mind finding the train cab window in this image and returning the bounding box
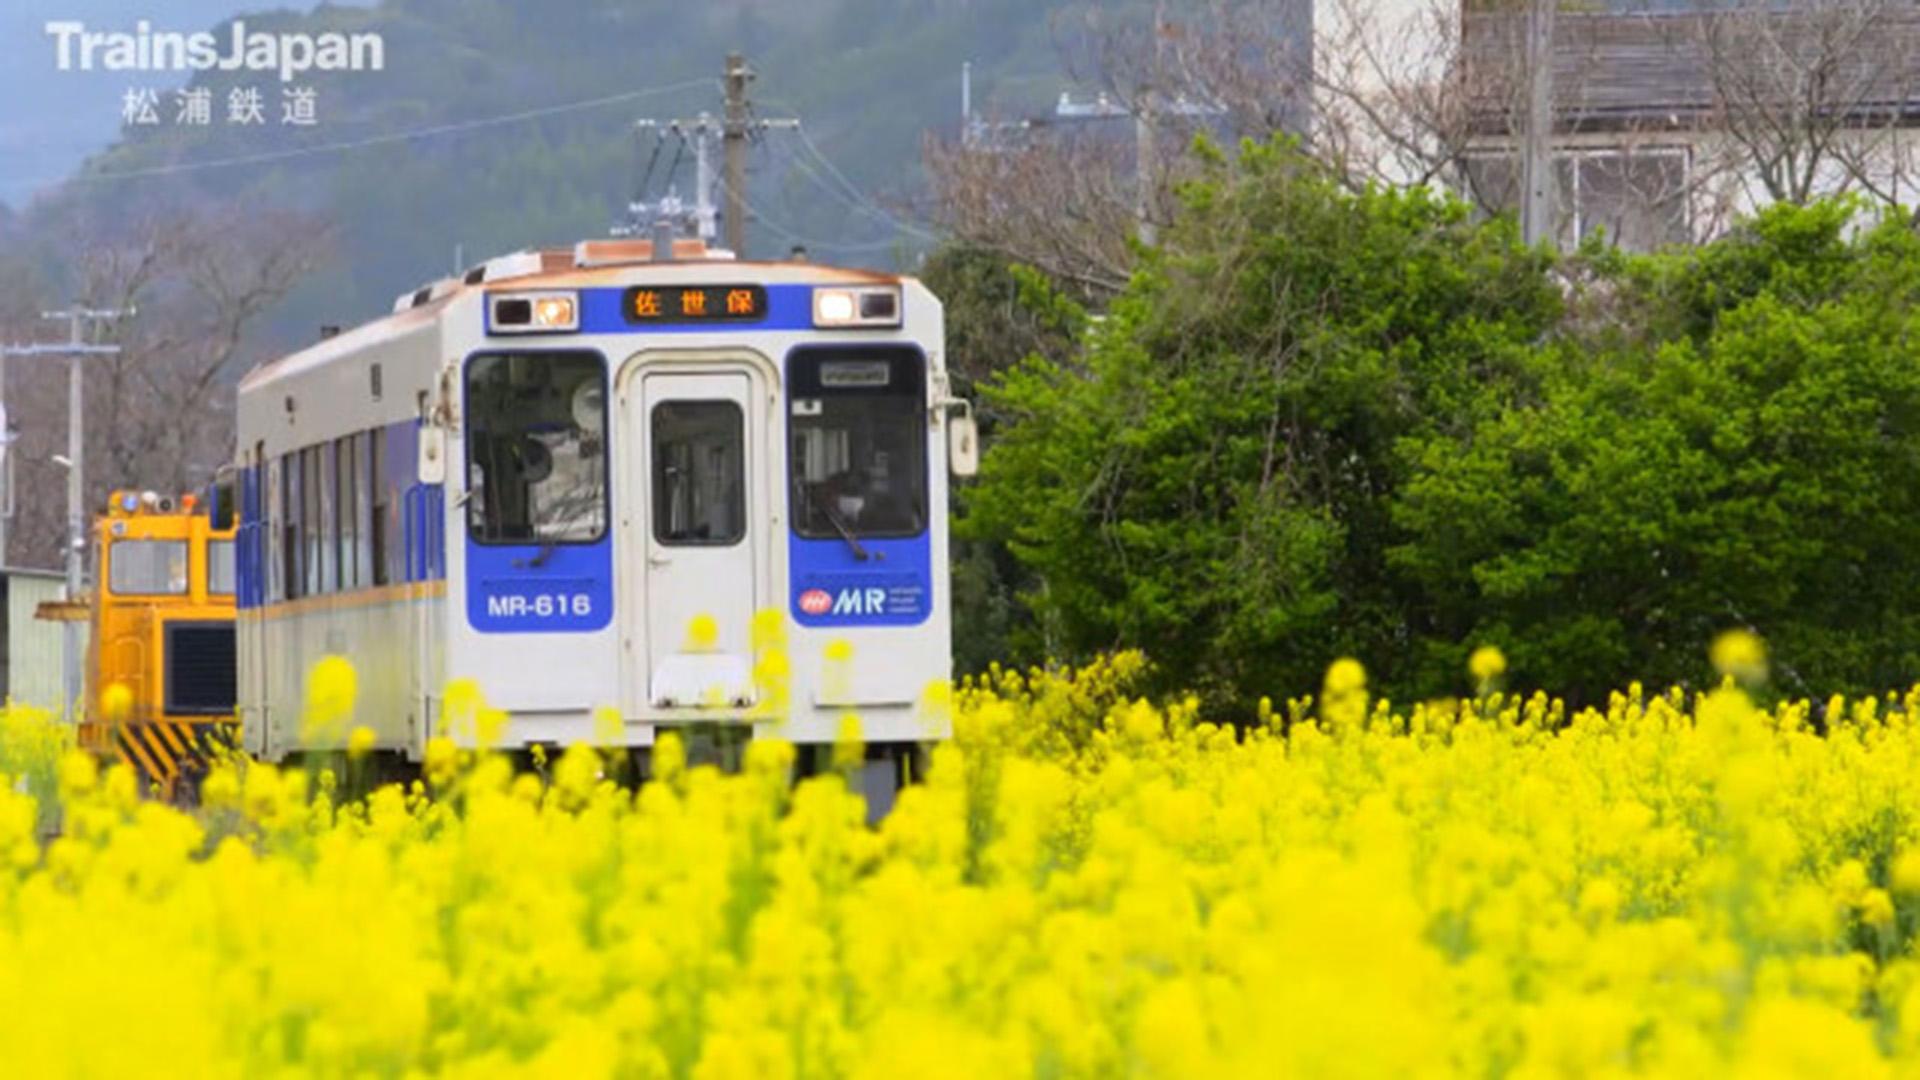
[465,352,607,544]
[788,348,927,540]
[652,402,745,546]
[111,540,189,596]
[207,539,236,596]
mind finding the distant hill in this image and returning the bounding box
[10,0,1103,345]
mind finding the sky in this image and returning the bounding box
[0,1,366,209]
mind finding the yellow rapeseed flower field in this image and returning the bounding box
[3,643,1920,1075]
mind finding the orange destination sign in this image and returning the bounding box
[623,285,766,324]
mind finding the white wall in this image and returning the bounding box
[6,573,79,712]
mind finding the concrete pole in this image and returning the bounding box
[723,52,750,256]
[1521,0,1558,248]
[1135,100,1158,247]
[63,334,84,718]
[0,350,9,568]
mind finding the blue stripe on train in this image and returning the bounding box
[570,283,816,335]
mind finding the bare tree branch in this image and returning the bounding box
[1,209,328,568]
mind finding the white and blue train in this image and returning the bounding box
[231,237,977,773]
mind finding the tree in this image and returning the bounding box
[1394,201,1920,702]
[2,210,328,568]
[1697,0,1920,209]
[924,129,1143,298]
[966,138,1561,709]
[928,1,1322,299]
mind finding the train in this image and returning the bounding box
[76,490,237,796]
[227,236,975,792]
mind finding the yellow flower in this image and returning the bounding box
[1711,628,1769,685]
[423,735,458,788]
[100,682,132,724]
[56,750,97,801]
[13,635,1920,1075]
[1469,645,1507,686]
[1324,657,1366,695]
[592,706,622,746]
[301,655,359,739]
[1861,888,1897,930]
[1892,849,1920,894]
[346,726,377,759]
[686,613,719,652]
[833,712,864,773]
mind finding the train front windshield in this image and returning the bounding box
[464,352,608,545]
[111,540,189,595]
[789,348,927,541]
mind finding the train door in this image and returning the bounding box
[624,363,761,711]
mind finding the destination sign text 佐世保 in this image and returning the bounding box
[623,285,767,324]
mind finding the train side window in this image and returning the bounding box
[266,457,282,602]
[370,429,391,586]
[338,435,359,591]
[207,539,236,596]
[464,352,607,545]
[326,434,345,588]
[283,453,302,601]
[351,431,374,589]
[652,401,745,546]
[303,446,322,598]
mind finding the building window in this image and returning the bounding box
[1461,147,1691,251]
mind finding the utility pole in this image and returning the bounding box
[623,56,794,254]
[0,353,9,568]
[1521,0,1558,248]
[1,305,130,718]
[723,52,752,257]
[1047,89,1221,244]
[1136,2,1167,247]
[1135,97,1158,247]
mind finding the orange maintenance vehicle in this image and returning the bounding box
[76,489,237,795]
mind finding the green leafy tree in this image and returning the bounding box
[967,139,1560,709]
[1395,202,1920,701]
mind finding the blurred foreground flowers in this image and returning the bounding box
[3,653,1920,1075]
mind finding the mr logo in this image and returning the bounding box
[798,586,889,617]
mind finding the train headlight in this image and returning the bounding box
[814,290,857,324]
[490,290,580,334]
[812,286,901,329]
[533,296,576,329]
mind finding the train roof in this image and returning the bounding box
[239,239,918,395]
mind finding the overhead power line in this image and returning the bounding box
[789,121,940,243]
[716,172,907,254]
